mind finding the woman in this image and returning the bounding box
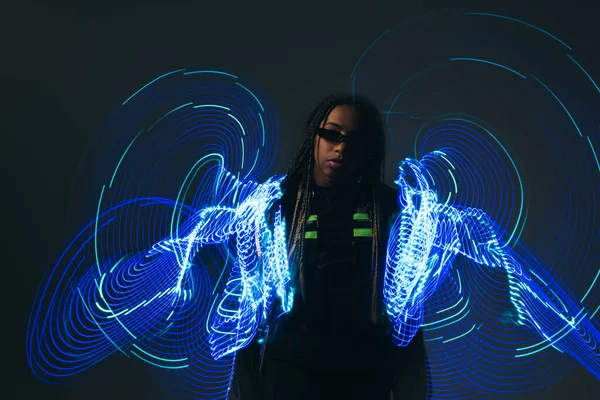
[229,93,429,400]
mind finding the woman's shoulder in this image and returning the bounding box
[378,181,399,205]
[377,182,401,224]
[378,182,398,199]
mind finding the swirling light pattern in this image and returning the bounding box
[207,174,293,360]
[352,8,600,398]
[27,70,281,399]
[384,154,599,382]
[28,147,599,399]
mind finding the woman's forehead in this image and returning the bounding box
[323,105,360,130]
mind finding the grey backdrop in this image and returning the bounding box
[4,0,599,399]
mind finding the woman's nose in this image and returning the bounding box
[334,141,347,152]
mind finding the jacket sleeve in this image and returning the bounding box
[390,328,430,400]
[228,339,263,400]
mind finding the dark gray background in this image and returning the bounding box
[4,0,599,398]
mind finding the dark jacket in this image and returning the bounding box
[228,178,429,399]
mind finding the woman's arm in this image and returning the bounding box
[228,340,263,400]
[390,329,430,400]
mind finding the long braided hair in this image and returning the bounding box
[283,92,386,324]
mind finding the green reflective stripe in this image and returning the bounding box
[307,215,318,221]
[353,228,372,237]
[305,231,318,239]
[353,213,369,221]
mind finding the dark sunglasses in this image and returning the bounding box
[315,127,363,145]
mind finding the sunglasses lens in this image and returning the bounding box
[317,128,344,143]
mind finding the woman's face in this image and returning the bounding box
[313,105,366,187]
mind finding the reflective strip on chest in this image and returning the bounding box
[304,209,372,239]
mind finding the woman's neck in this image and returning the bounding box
[312,174,360,193]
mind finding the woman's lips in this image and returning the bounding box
[327,160,342,169]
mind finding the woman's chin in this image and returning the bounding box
[323,164,343,176]
[324,170,341,181]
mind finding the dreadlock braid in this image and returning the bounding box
[370,175,383,323]
[284,92,386,323]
